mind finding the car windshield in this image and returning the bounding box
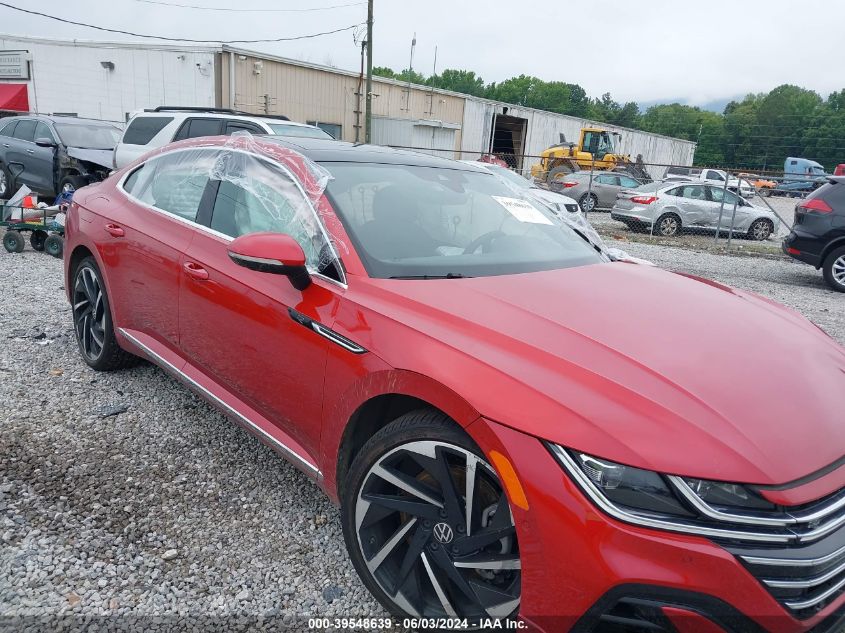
[54,122,121,149]
[483,164,532,190]
[323,162,603,279]
[267,124,333,139]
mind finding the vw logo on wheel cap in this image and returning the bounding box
[433,522,454,544]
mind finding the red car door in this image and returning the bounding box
[178,156,345,461]
[98,148,216,355]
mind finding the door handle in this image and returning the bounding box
[104,223,125,237]
[2,143,9,148]
[26,149,35,154]
[183,261,209,281]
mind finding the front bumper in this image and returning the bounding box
[470,418,845,633]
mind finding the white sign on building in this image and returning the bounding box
[0,51,30,80]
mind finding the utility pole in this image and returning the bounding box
[365,0,373,144]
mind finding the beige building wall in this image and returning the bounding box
[224,49,464,148]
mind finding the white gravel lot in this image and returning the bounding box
[0,237,842,631]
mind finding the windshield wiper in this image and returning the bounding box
[389,273,471,279]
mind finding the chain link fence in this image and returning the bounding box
[384,145,811,255]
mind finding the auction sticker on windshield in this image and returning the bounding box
[493,196,554,225]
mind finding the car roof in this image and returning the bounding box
[132,109,302,127]
[3,114,118,126]
[260,136,487,170]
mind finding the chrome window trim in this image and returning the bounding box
[550,445,792,544]
[115,145,347,288]
[118,328,320,479]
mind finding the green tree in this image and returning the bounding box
[427,69,485,97]
[372,66,397,79]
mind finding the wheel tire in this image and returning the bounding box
[341,410,521,625]
[71,257,140,370]
[3,230,24,253]
[547,165,572,185]
[60,175,88,195]
[0,162,12,199]
[44,234,64,258]
[759,188,771,197]
[822,246,845,293]
[655,213,681,237]
[748,219,773,241]
[30,229,48,251]
[579,193,598,213]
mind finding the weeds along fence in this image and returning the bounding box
[385,144,809,252]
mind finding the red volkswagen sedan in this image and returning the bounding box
[64,135,845,632]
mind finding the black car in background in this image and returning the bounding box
[783,177,845,292]
[0,115,121,200]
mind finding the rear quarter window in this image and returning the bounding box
[810,181,845,212]
[122,116,174,145]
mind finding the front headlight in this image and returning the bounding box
[568,452,693,517]
[549,445,788,543]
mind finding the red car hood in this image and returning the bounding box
[354,262,845,485]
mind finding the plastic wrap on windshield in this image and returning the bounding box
[131,131,344,273]
[493,171,648,264]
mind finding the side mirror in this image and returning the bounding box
[35,137,57,148]
[228,232,311,291]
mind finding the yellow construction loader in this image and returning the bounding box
[530,127,652,185]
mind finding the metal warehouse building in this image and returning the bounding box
[0,34,695,176]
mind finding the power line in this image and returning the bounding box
[0,2,364,43]
[131,0,364,12]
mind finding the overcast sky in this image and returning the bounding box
[3,0,842,107]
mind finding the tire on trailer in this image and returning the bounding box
[30,229,48,251]
[822,245,845,293]
[44,234,64,258]
[341,410,521,625]
[3,230,25,253]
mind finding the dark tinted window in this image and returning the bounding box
[122,116,174,145]
[174,118,224,141]
[809,181,845,212]
[0,119,17,137]
[225,121,263,135]
[12,119,36,142]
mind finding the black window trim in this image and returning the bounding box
[116,145,346,287]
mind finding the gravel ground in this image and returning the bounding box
[0,237,842,632]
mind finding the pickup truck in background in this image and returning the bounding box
[663,166,756,198]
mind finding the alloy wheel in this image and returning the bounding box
[72,266,107,361]
[833,255,845,286]
[751,220,771,241]
[658,216,679,236]
[580,194,596,212]
[355,440,520,623]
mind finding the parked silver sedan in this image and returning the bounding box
[610,180,779,240]
[558,171,644,212]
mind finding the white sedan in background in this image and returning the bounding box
[462,161,581,215]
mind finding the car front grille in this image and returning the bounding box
[730,524,845,619]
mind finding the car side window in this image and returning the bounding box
[208,156,336,275]
[681,185,706,200]
[173,118,224,141]
[123,116,174,145]
[225,121,263,135]
[34,122,54,143]
[12,119,36,142]
[709,186,739,205]
[619,176,639,188]
[126,150,215,222]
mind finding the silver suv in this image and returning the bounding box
[113,107,333,169]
